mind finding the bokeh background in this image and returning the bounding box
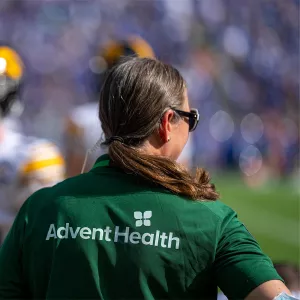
[1,0,299,265]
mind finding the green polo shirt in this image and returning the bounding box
[0,155,282,299]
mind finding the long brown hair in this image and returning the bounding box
[99,57,219,200]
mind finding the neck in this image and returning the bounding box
[141,136,166,157]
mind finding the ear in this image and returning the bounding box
[158,110,175,143]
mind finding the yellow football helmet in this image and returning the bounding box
[101,36,155,68]
[89,36,154,97]
[0,44,24,117]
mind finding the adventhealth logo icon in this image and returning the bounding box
[134,211,152,227]
[46,211,180,250]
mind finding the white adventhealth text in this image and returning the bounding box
[45,223,180,249]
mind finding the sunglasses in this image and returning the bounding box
[173,108,200,132]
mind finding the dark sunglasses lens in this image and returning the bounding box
[189,113,198,132]
[188,118,194,132]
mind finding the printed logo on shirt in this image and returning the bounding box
[45,211,180,250]
[134,211,152,227]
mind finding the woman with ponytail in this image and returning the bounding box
[0,57,291,300]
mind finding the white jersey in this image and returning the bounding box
[67,102,103,152]
[0,124,65,242]
[65,102,194,175]
[64,103,105,176]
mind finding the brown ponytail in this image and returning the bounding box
[108,141,219,200]
[99,57,219,201]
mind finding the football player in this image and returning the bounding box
[0,44,65,243]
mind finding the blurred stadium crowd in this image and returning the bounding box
[0,0,299,188]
